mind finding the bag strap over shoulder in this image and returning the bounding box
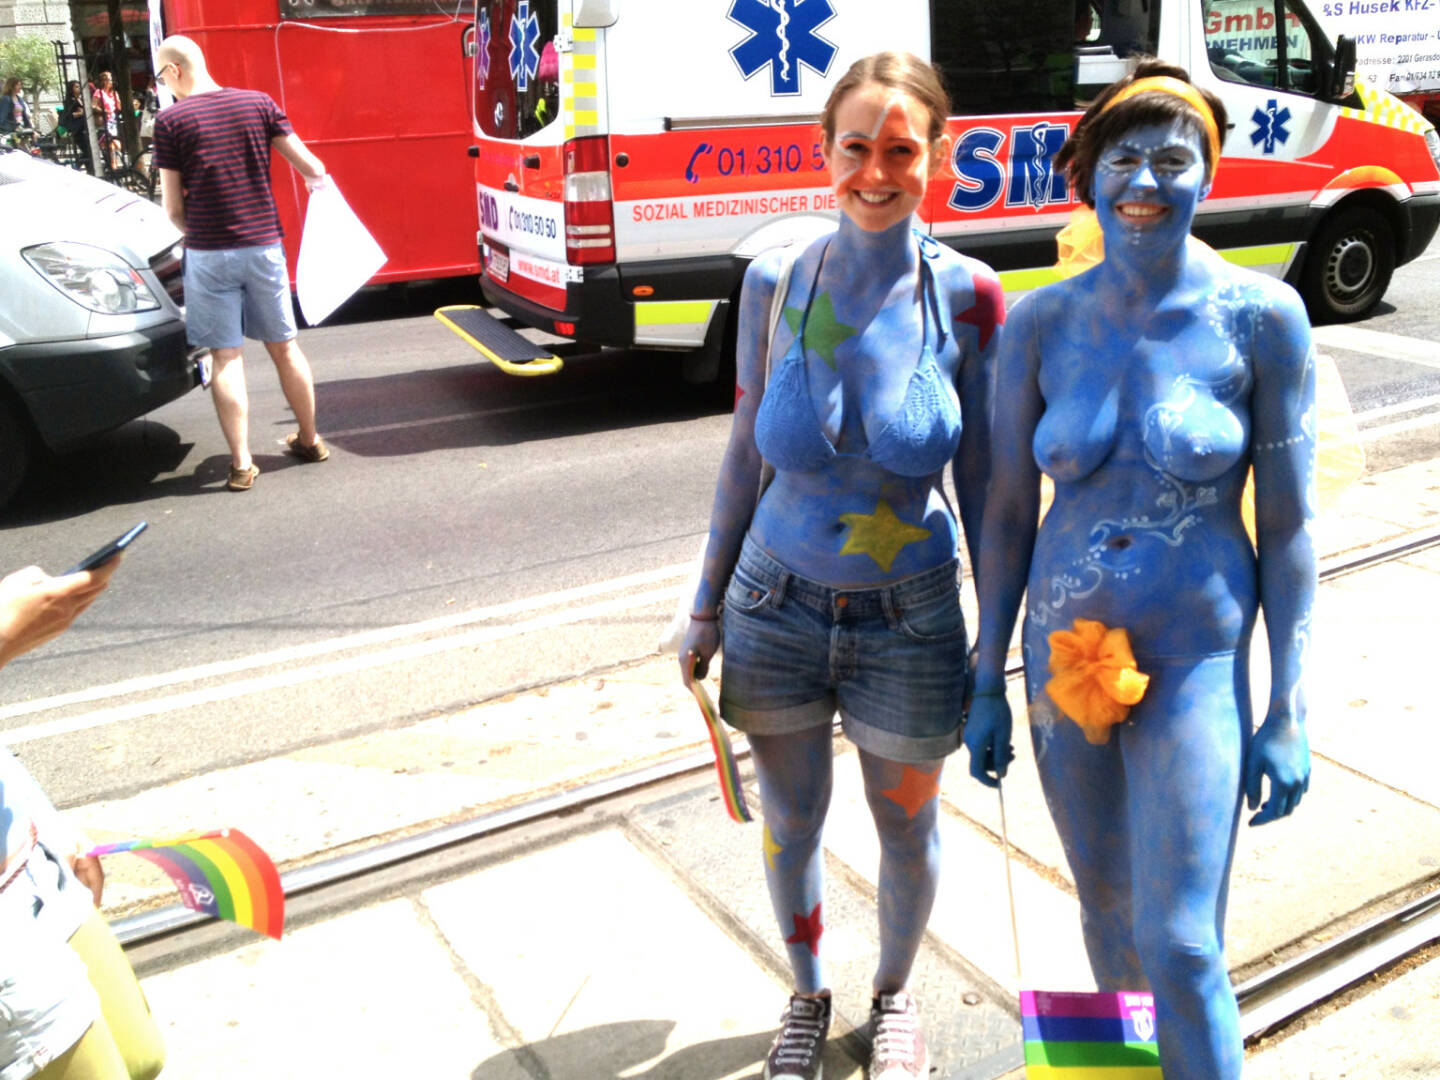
[757,242,799,500]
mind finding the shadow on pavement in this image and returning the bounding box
[470,1019,852,1080]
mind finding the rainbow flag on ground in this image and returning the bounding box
[89,828,284,940]
[1022,990,1161,1078]
[688,677,752,824]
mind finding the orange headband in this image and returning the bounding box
[1099,75,1222,179]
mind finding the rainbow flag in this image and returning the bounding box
[1022,990,1161,1078]
[688,677,752,824]
[89,829,284,940]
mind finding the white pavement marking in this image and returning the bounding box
[1359,412,1440,441]
[0,563,692,724]
[1312,325,1440,369]
[1352,394,1440,423]
[1,584,683,746]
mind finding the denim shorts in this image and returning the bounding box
[183,242,297,349]
[720,534,969,763]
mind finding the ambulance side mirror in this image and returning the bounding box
[573,0,618,28]
[1327,35,1357,101]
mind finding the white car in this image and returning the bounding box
[0,147,202,510]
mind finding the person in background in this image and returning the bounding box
[1,561,166,1080]
[90,71,122,170]
[0,76,33,135]
[152,33,330,492]
[681,50,1001,1080]
[964,59,1315,1080]
[59,81,91,169]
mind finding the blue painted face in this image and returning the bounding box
[1092,120,1210,259]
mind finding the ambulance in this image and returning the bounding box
[449,0,1440,378]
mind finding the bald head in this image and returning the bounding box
[157,34,219,97]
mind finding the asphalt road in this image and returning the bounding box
[1,233,1437,805]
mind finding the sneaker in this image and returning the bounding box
[285,432,330,462]
[869,991,928,1079]
[226,463,259,491]
[764,993,831,1080]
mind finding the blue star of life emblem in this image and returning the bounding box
[509,0,542,93]
[477,10,491,87]
[1250,98,1291,154]
[728,0,837,97]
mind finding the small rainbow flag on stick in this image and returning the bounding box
[89,829,284,940]
[688,676,752,824]
[1022,990,1161,1078]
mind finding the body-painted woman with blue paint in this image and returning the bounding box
[964,60,1317,1079]
[679,52,1003,1080]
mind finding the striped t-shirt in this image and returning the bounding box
[152,88,294,250]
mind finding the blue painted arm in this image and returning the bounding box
[964,294,1045,786]
[680,251,782,685]
[1245,285,1318,825]
[951,267,1003,584]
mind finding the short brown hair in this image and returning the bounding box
[1055,59,1227,208]
[820,51,951,155]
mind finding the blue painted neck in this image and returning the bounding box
[830,214,920,283]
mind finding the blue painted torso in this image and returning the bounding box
[747,222,984,587]
[1020,262,1272,676]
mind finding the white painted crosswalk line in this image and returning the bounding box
[1313,325,1440,369]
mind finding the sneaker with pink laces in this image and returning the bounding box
[764,993,831,1080]
[869,990,929,1079]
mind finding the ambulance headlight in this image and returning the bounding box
[1426,129,1440,174]
[22,242,160,314]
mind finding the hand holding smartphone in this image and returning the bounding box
[65,522,147,575]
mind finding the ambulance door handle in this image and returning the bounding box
[467,146,480,158]
[523,154,541,169]
[504,179,520,192]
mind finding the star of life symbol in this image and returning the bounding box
[1250,98,1291,154]
[509,0,542,93]
[727,0,837,97]
[477,10,492,88]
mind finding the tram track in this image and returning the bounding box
[112,523,1440,1054]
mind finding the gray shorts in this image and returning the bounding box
[183,242,297,349]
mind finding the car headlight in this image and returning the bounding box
[1426,129,1440,176]
[22,241,161,314]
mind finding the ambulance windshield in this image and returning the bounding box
[475,0,561,139]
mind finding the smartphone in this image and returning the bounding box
[65,522,147,575]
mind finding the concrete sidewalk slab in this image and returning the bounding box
[420,829,835,1080]
[140,900,524,1078]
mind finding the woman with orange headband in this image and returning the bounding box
[964,60,1317,1079]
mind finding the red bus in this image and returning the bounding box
[161,0,480,285]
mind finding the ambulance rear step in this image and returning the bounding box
[433,306,564,377]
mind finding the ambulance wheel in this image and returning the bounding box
[1300,206,1394,323]
[0,392,33,512]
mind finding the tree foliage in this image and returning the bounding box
[0,35,59,99]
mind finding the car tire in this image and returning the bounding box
[1300,206,1395,323]
[0,392,33,511]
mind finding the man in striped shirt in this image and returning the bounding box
[153,34,330,492]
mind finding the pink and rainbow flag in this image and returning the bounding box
[89,828,284,940]
[688,677,752,824]
[1022,990,1161,1078]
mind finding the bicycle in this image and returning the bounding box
[97,128,153,198]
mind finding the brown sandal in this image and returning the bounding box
[227,463,260,491]
[285,432,329,462]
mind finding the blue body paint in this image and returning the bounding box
[682,79,1002,998]
[967,115,1317,1079]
